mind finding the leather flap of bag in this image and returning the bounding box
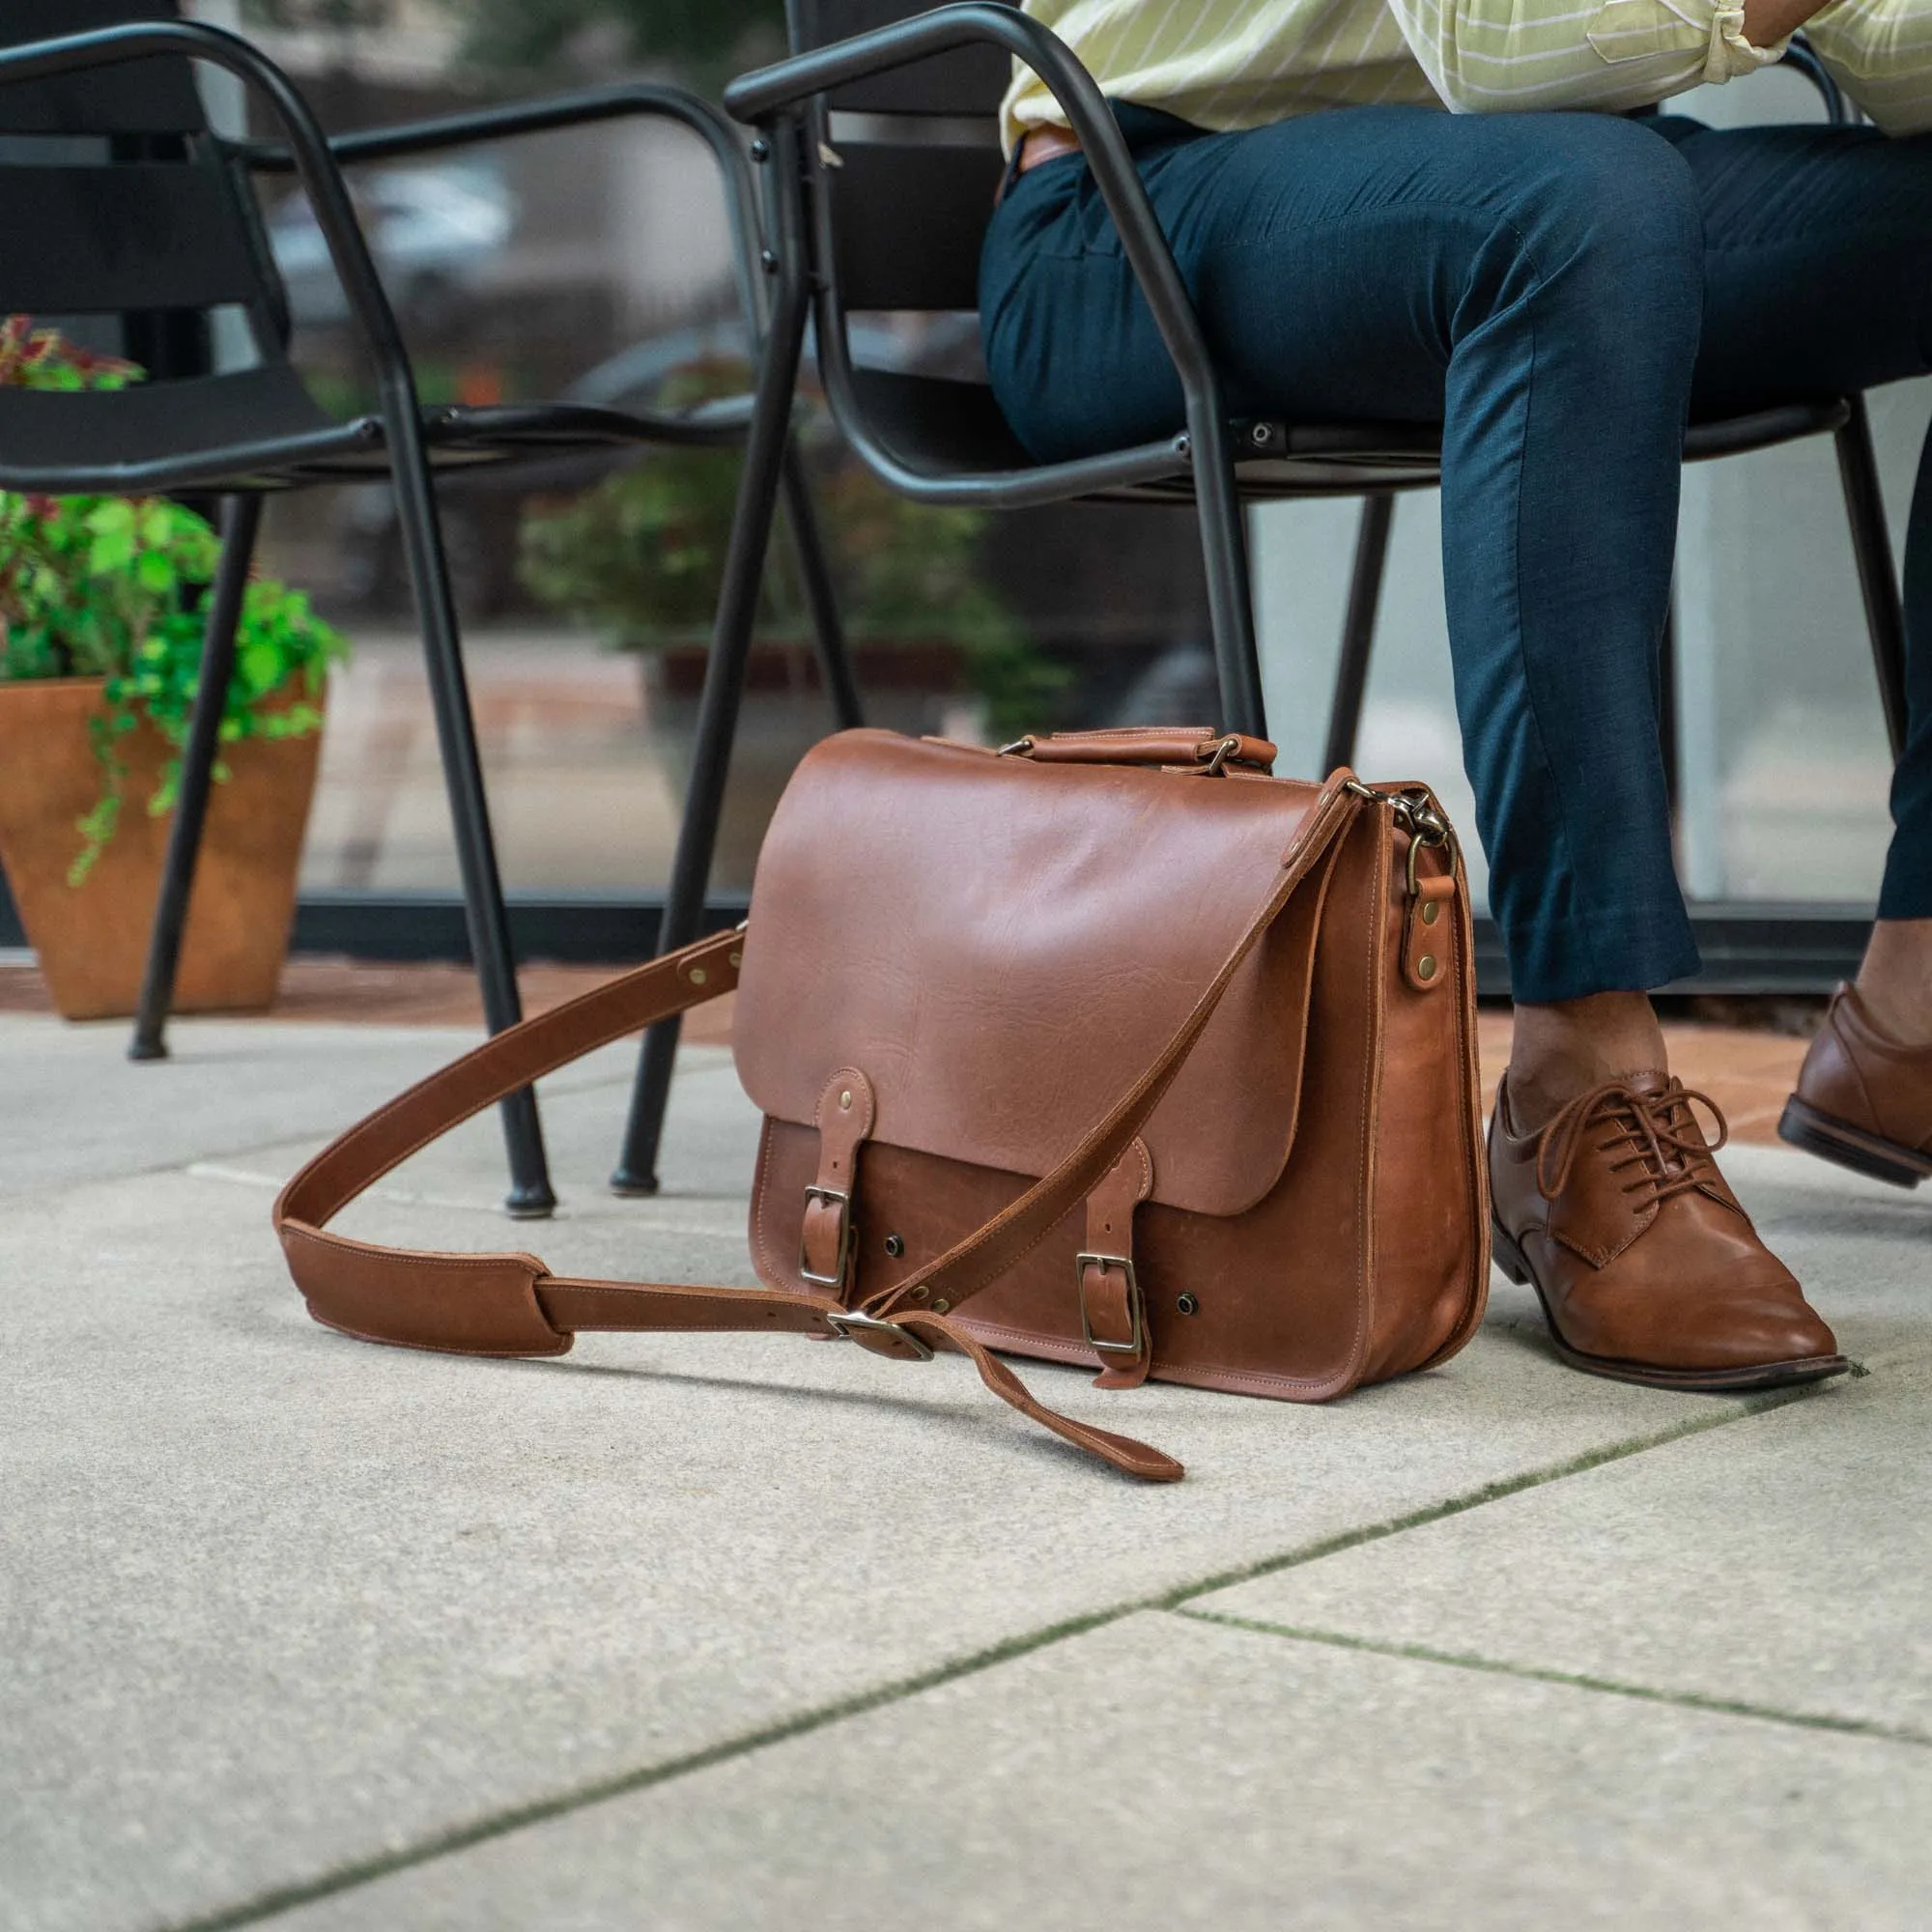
[733,731,1342,1218]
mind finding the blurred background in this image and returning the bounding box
[149,7,1929,973]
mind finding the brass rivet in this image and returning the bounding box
[885,1234,906,1259]
[1177,1292,1200,1316]
[1417,954,1438,980]
[910,1282,929,1299]
[688,966,707,986]
[728,950,742,967]
[1421,900,1439,926]
[930,1297,950,1314]
[838,1089,853,1111]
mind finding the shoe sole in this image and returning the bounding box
[1490,1218,1851,1394]
[1777,1096,1929,1191]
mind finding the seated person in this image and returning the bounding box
[983,0,1932,1389]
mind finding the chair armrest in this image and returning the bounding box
[243,85,766,331]
[251,84,741,172]
[724,3,1220,408]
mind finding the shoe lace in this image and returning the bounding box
[1534,1079,1731,1207]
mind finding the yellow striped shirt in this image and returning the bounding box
[1003,0,1932,148]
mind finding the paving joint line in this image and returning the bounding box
[163,1377,1830,1930]
[1150,1378,1830,1612]
[165,1380,1828,1931]
[156,1605,1130,1932]
[1171,1607,1931,1747]
[185,1159,754,1235]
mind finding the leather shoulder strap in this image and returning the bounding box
[273,775,1365,1483]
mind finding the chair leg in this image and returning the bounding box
[1322,494,1395,776]
[393,442,554,1217]
[611,174,816,1198]
[781,438,863,732]
[1190,438,1267,740]
[1834,394,1910,760]
[129,495,263,1064]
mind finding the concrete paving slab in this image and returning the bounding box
[0,1175,1795,1932]
[0,1005,740,1214]
[1197,1356,1932,1740]
[194,1042,753,1222]
[271,1610,1932,1932]
[1720,1142,1932,1367]
[6,1022,1925,1931]
[0,1012,675,1203]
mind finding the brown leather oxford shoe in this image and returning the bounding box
[1490,1072,1848,1392]
[1780,983,1932,1189]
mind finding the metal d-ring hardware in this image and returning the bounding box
[1076,1252,1145,1355]
[1405,803,1455,898]
[1344,781,1458,898]
[823,1307,934,1360]
[798,1183,853,1290]
[1202,733,1243,777]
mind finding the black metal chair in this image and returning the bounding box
[0,0,859,1216]
[612,0,1912,1192]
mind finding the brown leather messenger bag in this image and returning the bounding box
[276,727,1490,1482]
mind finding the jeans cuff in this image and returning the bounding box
[1877,881,1932,919]
[1497,900,1701,1004]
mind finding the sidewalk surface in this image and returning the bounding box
[4,1008,1928,1931]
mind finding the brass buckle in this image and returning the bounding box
[798,1184,853,1290]
[1076,1252,1144,1356]
[824,1306,935,1361]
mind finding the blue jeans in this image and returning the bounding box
[980,104,1932,1002]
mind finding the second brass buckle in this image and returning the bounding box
[824,1306,935,1361]
[799,1183,853,1290]
[1076,1252,1144,1356]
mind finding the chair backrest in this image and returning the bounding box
[0,1,208,139]
[789,0,1011,317]
[0,1,285,376]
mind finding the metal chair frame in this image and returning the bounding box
[612,0,1911,1192]
[0,11,860,1216]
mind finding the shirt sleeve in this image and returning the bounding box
[1804,0,1932,135]
[1383,0,1789,115]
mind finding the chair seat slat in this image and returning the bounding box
[0,366,328,481]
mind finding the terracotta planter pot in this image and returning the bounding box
[0,678,324,1021]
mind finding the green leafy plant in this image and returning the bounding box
[517,364,1066,737]
[0,320,348,883]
